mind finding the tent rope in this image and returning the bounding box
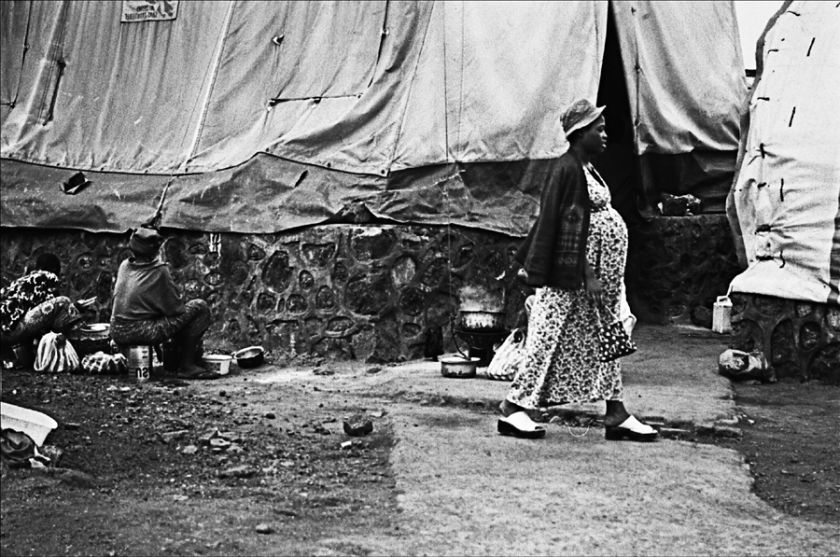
[5,1,34,109]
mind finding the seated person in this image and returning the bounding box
[110,228,214,378]
[0,253,83,350]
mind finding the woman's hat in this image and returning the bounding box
[129,228,163,256]
[561,99,606,138]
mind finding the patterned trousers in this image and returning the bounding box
[0,296,81,346]
[110,299,211,346]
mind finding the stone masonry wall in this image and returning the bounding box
[625,215,742,325]
[731,293,840,384]
[0,226,530,363]
[1,218,742,363]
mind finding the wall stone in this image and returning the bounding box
[626,215,742,324]
[731,293,840,384]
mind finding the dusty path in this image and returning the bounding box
[366,403,837,556]
[249,362,838,556]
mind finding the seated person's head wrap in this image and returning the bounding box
[129,228,164,257]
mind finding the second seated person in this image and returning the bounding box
[110,228,216,379]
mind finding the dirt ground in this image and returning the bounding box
[1,363,838,556]
[720,378,840,524]
[0,367,400,556]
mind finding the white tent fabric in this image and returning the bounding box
[728,1,840,305]
[1,0,744,174]
[1,1,606,175]
[611,0,745,155]
[1,1,746,234]
[391,1,607,170]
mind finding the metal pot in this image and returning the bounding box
[459,310,505,330]
[439,355,480,378]
[233,345,265,368]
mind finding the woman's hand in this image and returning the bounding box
[585,276,603,304]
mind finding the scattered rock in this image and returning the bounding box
[264,412,276,419]
[159,429,190,444]
[713,425,743,439]
[209,437,232,452]
[64,422,81,431]
[369,410,386,418]
[340,441,354,449]
[181,445,199,455]
[715,417,740,427]
[313,367,335,376]
[218,465,257,479]
[198,429,220,445]
[255,523,274,534]
[39,445,63,466]
[365,366,382,374]
[343,419,373,437]
[658,427,692,439]
[50,468,99,489]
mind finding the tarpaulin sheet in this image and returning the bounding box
[391,1,607,169]
[0,159,163,233]
[0,153,546,236]
[611,1,746,155]
[1,1,746,234]
[727,1,840,305]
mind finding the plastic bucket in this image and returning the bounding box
[203,354,232,375]
[1,402,58,446]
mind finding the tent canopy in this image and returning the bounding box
[1,0,746,234]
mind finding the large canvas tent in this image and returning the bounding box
[727,0,840,306]
[1,0,746,235]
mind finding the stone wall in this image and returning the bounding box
[625,215,742,325]
[0,226,531,363]
[0,217,743,363]
[731,294,840,384]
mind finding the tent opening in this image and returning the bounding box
[594,4,643,227]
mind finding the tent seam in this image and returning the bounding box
[181,0,236,171]
[386,1,438,173]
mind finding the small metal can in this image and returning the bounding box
[135,365,150,382]
[124,345,153,382]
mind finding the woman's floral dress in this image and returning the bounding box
[506,163,628,407]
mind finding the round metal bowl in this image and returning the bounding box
[233,345,265,368]
[439,355,480,378]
